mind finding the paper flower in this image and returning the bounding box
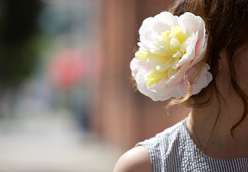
[130,12,212,101]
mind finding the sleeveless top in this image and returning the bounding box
[136,118,248,172]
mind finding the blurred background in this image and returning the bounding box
[0,0,187,171]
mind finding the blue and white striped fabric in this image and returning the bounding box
[136,119,248,172]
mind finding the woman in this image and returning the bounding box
[114,0,248,171]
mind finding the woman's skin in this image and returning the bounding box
[113,44,248,172]
[189,44,248,159]
[113,146,151,172]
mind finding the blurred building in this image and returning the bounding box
[93,0,189,149]
[0,0,189,170]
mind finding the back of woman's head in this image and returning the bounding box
[171,0,248,134]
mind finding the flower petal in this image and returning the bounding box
[179,12,205,38]
[191,63,213,95]
[153,12,178,32]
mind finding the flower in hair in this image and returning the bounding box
[130,11,212,101]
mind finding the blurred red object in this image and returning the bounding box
[49,49,87,89]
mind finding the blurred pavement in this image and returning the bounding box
[0,111,121,172]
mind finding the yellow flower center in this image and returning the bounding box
[135,26,188,87]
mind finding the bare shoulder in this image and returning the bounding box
[113,146,152,172]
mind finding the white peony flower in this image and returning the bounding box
[130,11,212,101]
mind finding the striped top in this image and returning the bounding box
[136,119,248,172]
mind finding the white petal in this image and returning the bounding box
[191,63,213,95]
[139,12,180,52]
[139,18,157,49]
[179,12,205,38]
[135,70,161,101]
[139,17,154,36]
[153,12,178,33]
[176,33,198,68]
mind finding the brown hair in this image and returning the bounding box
[170,0,248,136]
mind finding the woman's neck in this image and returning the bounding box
[187,87,248,159]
